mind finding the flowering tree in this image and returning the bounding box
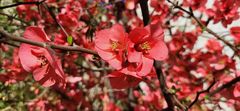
[0,0,240,110]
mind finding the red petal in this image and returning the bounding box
[148,40,168,61]
[230,27,240,43]
[129,27,149,43]
[44,48,66,80]
[109,24,126,42]
[107,57,122,70]
[145,21,164,40]
[34,66,56,87]
[24,26,50,42]
[108,71,141,89]
[128,47,142,63]
[233,83,240,97]
[95,29,112,50]
[19,44,39,72]
[32,65,49,81]
[95,46,115,60]
[137,57,154,76]
[125,0,135,10]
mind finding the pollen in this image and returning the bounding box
[140,42,151,50]
[38,55,48,67]
[111,41,119,50]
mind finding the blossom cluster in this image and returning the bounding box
[95,21,168,89]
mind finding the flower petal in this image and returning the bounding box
[109,24,126,42]
[148,40,168,61]
[137,57,154,76]
[129,27,149,43]
[108,71,142,89]
[107,57,122,70]
[32,65,48,81]
[19,44,40,72]
[34,66,56,87]
[128,47,142,63]
[145,21,164,40]
[44,48,66,81]
[95,29,112,50]
[233,83,240,97]
[24,26,50,42]
[95,46,115,60]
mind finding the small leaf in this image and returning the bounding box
[202,26,207,32]
[67,35,73,45]
[204,95,210,100]
[168,88,176,94]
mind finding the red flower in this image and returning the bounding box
[95,24,129,70]
[120,56,154,76]
[125,0,137,10]
[19,26,66,87]
[230,26,240,44]
[126,21,168,76]
[183,0,207,10]
[206,0,240,27]
[234,83,240,98]
[128,21,168,62]
[108,71,142,89]
[206,39,223,53]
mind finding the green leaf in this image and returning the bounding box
[202,26,207,32]
[204,95,210,100]
[67,36,73,45]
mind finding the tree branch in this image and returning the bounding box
[0,28,98,55]
[0,1,46,10]
[0,12,30,25]
[139,1,186,110]
[166,0,239,57]
[139,0,150,26]
[155,61,187,111]
[41,3,70,38]
[155,62,174,111]
[187,80,216,109]
[208,76,240,96]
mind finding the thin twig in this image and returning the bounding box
[208,76,240,96]
[0,12,29,25]
[187,80,216,109]
[139,0,150,26]
[0,1,46,10]
[42,3,69,38]
[139,0,187,110]
[166,0,239,57]
[1,40,20,47]
[0,28,98,55]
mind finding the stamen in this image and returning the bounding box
[38,55,48,67]
[111,41,119,50]
[140,42,151,50]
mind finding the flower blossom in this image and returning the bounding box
[19,26,66,87]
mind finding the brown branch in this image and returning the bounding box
[208,76,240,96]
[166,0,239,57]
[139,0,186,110]
[187,80,216,109]
[0,28,98,55]
[1,40,20,47]
[139,0,175,110]
[155,62,174,111]
[41,3,70,38]
[0,12,29,25]
[0,1,46,10]
[155,61,187,111]
[139,0,150,26]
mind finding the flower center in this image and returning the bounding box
[135,41,151,53]
[111,41,119,51]
[38,55,48,67]
[139,42,151,50]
